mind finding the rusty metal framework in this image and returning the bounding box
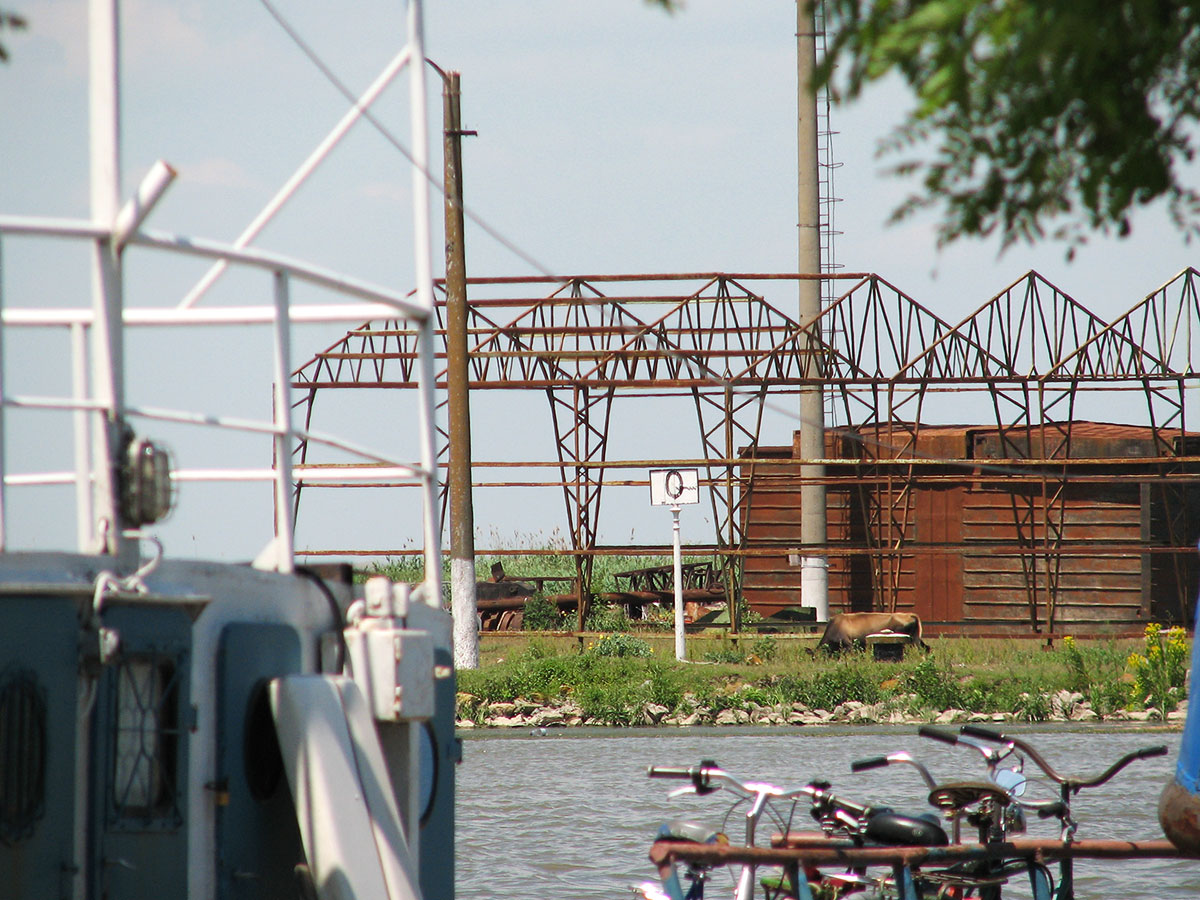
[290,268,1200,628]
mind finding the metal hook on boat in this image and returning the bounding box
[88,533,163,664]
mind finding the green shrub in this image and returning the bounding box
[704,647,747,664]
[774,658,884,709]
[586,604,631,632]
[736,683,785,707]
[644,661,685,710]
[523,595,565,631]
[749,636,778,662]
[1057,634,1131,713]
[1014,691,1050,722]
[1128,623,1189,713]
[577,682,639,725]
[587,632,653,658]
[904,656,965,710]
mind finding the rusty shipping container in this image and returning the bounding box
[739,423,1200,636]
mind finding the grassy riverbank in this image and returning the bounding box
[456,627,1190,728]
[363,553,1190,729]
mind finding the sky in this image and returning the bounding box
[1,0,1197,563]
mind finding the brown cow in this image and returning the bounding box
[817,611,928,653]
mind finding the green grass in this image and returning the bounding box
[457,633,1177,725]
[355,547,1184,725]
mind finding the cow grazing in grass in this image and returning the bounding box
[817,611,928,653]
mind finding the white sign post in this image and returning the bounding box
[650,468,700,661]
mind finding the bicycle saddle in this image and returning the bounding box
[864,809,949,846]
[656,820,729,845]
[927,781,1012,812]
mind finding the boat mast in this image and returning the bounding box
[88,0,130,562]
[406,0,444,607]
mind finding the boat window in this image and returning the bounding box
[0,668,46,844]
[111,656,181,824]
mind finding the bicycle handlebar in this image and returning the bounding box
[647,760,724,795]
[957,724,1003,741]
[648,766,705,778]
[1073,744,1168,789]
[917,725,960,745]
[850,756,890,772]
[648,761,821,804]
[957,725,1167,789]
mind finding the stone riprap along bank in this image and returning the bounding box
[456,690,1187,729]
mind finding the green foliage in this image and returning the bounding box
[522,595,565,631]
[586,632,654,658]
[1059,635,1132,715]
[704,646,748,664]
[904,655,965,711]
[585,604,632,633]
[1061,635,1090,693]
[455,625,1190,727]
[1128,623,1190,713]
[778,656,884,709]
[1013,691,1051,723]
[0,9,27,64]
[749,636,779,662]
[817,0,1200,251]
[365,555,426,584]
[644,661,686,710]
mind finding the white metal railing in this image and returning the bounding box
[0,0,443,611]
[0,221,437,573]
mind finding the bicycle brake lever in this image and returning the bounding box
[668,785,699,799]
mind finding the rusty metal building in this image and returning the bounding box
[741,423,1200,636]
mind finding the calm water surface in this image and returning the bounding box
[455,726,1200,900]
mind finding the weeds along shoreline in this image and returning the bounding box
[454,628,1191,730]
[363,556,1192,732]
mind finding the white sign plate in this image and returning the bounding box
[649,468,700,506]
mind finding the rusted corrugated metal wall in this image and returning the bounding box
[740,425,1200,634]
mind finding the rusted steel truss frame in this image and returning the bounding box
[291,274,816,597]
[547,382,613,625]
[802,269,1200,626]
[289,270,1200,627]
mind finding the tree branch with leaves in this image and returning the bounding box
[814,0,1200,253]
[0,8,27,63]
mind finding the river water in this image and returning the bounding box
[456,726,1200,900]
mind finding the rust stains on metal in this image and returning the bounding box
[289,269,1200,635]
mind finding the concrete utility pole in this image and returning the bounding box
[797,0,829,622]
[442,70,480,668]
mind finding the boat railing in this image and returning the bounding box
[0,216,441,579]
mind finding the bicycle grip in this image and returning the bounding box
[959,724,1004,741]
[918,725,958,744]
[1037,802,1068,820]
[851,756,890,772]
[1135,745,1169,760]
[647,766,694,778]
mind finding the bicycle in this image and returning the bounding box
[847,725,1167,899]
[938,725,1167,900]
[647,731,1171,900]
[639,761,949,900]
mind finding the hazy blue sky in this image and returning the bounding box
[2,1,1197,561]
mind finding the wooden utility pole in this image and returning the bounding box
[443,70,479,668]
